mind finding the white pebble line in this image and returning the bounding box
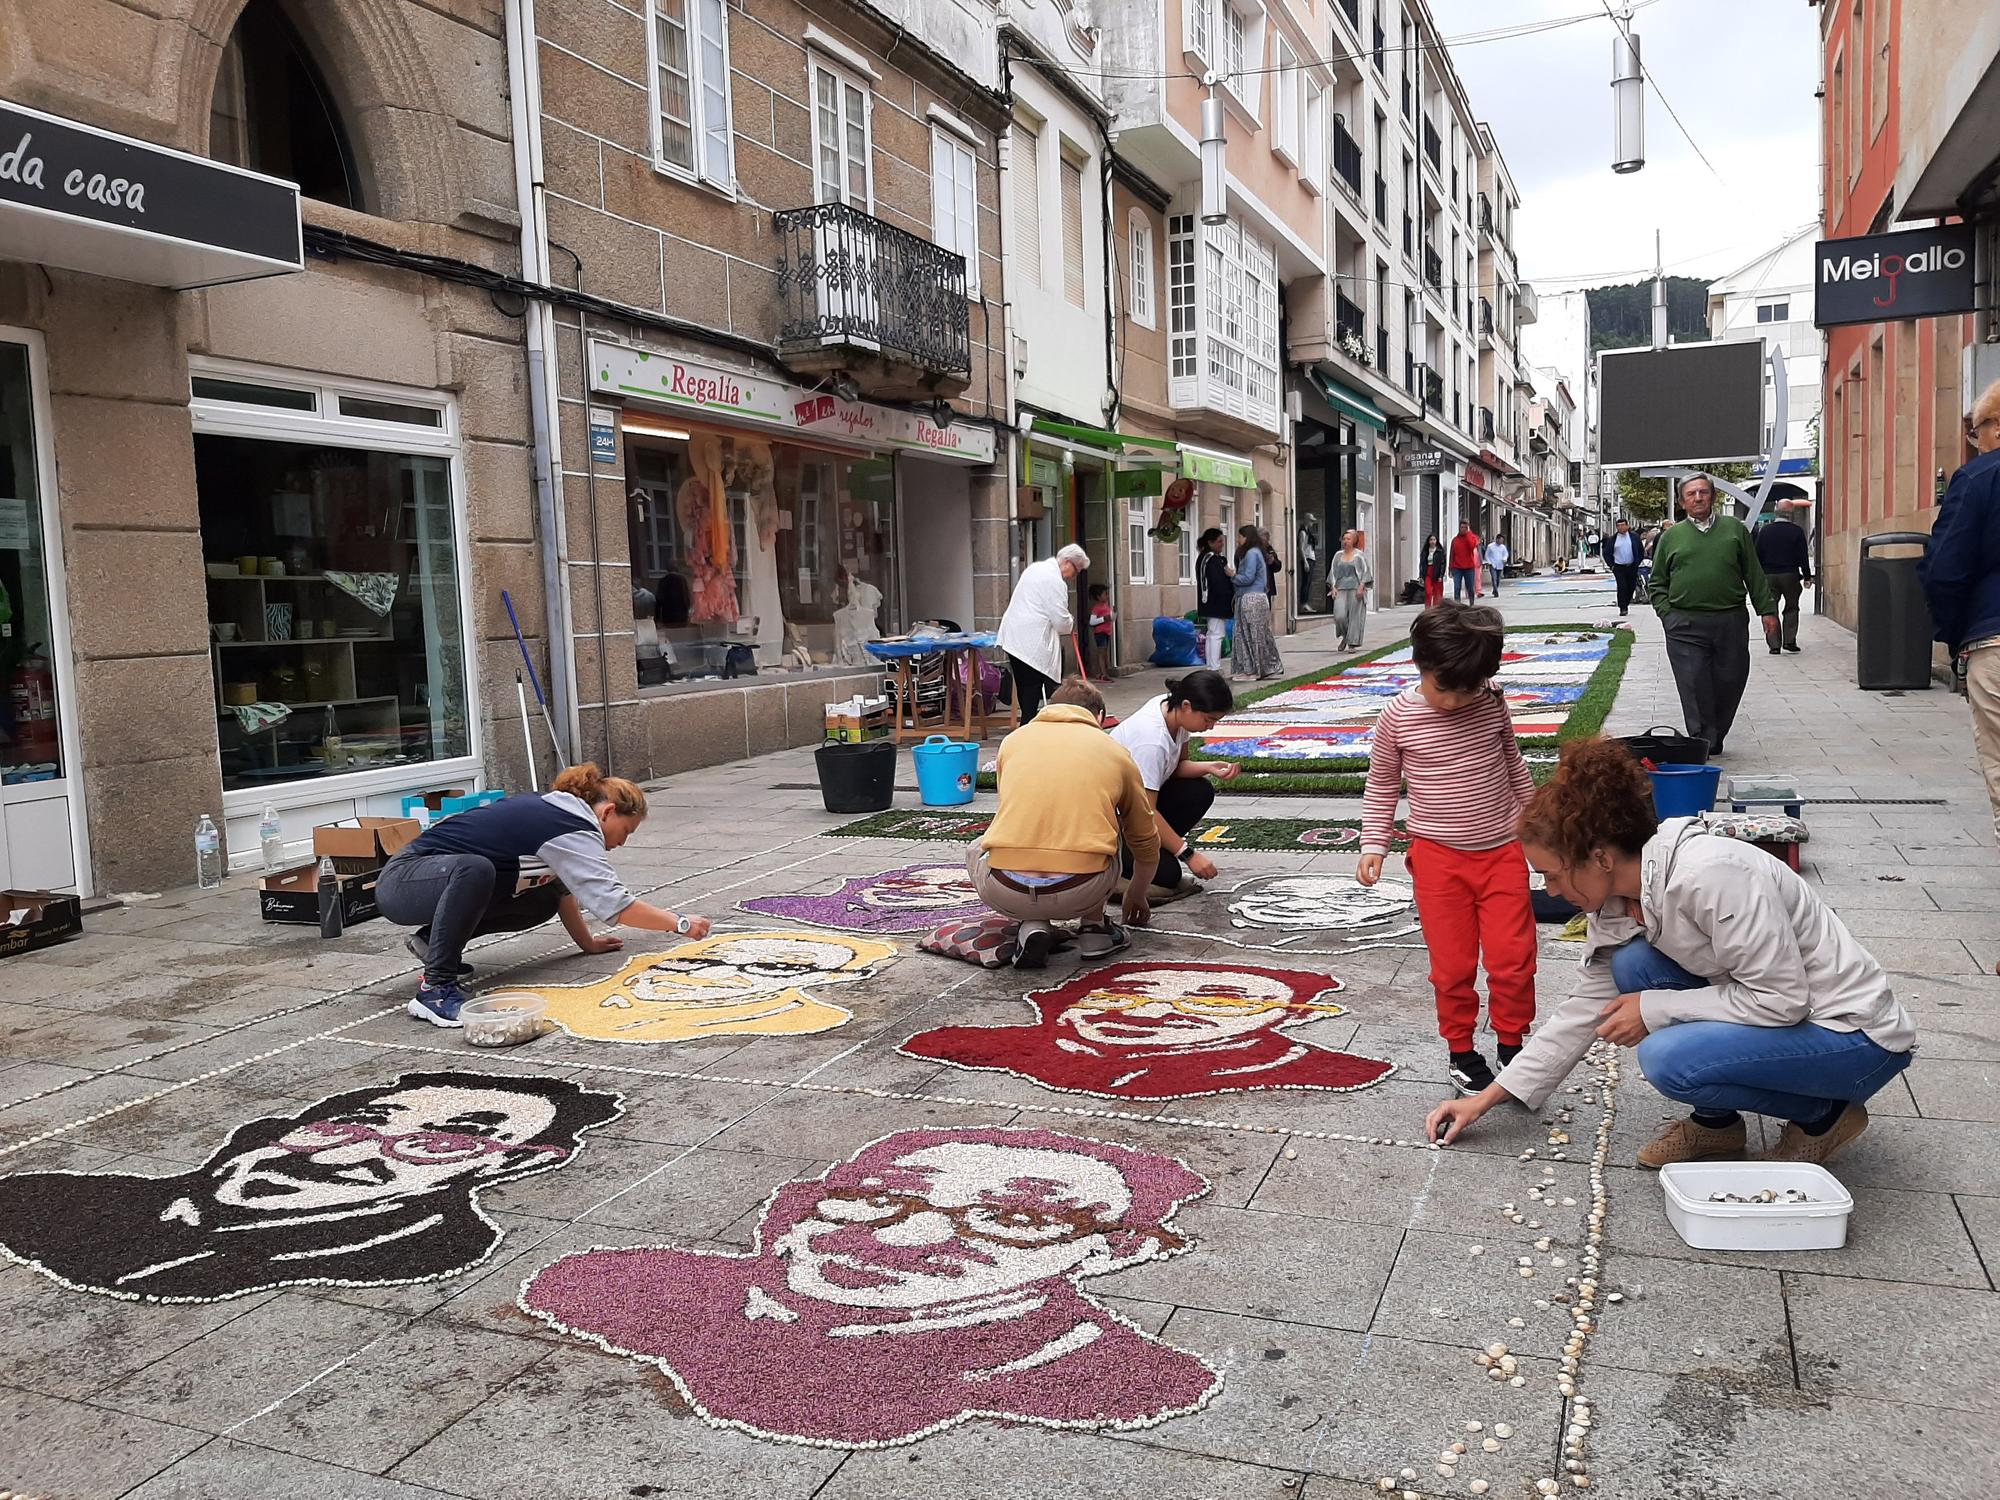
[328,1033,1451,1154]
[1554,1040,1620,1492]
[0,834,845,1157]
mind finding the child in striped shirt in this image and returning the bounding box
[1357,603,1538,1095]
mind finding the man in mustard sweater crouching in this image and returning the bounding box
[969,677,1160,968]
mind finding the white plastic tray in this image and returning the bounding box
[1658,1160,1852,1251]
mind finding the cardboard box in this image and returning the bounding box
[313,816,421,875]
[400,789,469,818]
[259,864,382,926]
[0,890,83,959]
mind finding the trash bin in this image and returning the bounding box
[1856,531,1936,691]
[911,735,979,807]
[813,740,896,814]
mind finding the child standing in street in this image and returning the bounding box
[1357,603,1538,1094]
[1088,584,1115,678]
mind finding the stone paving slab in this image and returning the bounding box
[5,593,1999,1498]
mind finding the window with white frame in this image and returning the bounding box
[929,126,979,296]
[647,0,733,190]
[1129,210,1155,327]
[1200,217,1279,424]
[810,57,871,208]
[1185,0,1212,65]
[1756,299,1790,324]
[1168,213,1196,378]
[1060,146,1087,307]
[1303,81,1326,189]
[1177,511,1197,583]
[1126,498,1153,584]
[1274,40,1300,163]
[1221,2,1248,82]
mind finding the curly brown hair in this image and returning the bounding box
[1517,737,1659,865]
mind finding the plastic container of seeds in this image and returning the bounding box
[459,991,547,1048]
[1658,1161,1852,1251]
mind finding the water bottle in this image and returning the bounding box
[259,803,284,870]
[194,814,223,891]
[317,855,345,938]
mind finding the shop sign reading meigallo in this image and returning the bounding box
[1814,224,1977,329]
[590,342,995,464]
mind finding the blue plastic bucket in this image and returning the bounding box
[1648,762,1723,819]
[911,734,980,807]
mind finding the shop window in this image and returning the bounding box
[0,341,63,791]
[209,0,361,210]
[625,427,899,689]
[191,374,470,797]
[648,0,734,191]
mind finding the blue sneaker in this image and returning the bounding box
[408,980,468,1028]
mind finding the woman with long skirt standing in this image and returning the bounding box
[1230,525,1285,680]
[1327,529,1374,650]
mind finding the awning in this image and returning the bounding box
[1027,415,1178,457]
[1179,443,1256,488]
[0,99,302,290]
[1312,371,1388,429]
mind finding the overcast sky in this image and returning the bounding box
[1429,0,1822,288]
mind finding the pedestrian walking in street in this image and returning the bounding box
[1195,526,1235,670]
[969,677,1158,967]
[1298,518,1320,612]
[1426,738,1916,1168]
[1420,533,1447,607]
[1357,603,1538,1097]
[1754,502,1813,654]
[1448,520,1482,602]
[1649,474,1778,757]
[1111,669,1241,904]
[1601,518,1642,617]
[1087,583,1115,678]
[1231,524,1285,679]
[998,543,1089,721]
[1919,377,2000,846]
[1484,535,1509,596]
[1328,529,1374,650]
[376,764,711,1027]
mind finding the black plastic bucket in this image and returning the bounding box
[814,740,897,814]
[1618,725,1709,766]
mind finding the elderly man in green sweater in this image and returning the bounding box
[1651,474,1779,758]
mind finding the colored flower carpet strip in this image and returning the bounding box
[1191,623,1634,791]
[827,810,1413,852]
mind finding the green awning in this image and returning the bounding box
[1178,444,1256,488]
[1027,416,1179,454]
[1313,371,1388,429]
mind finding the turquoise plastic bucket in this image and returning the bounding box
[911,735,979,807]
[1648,762,1723,819]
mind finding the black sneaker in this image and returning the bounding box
[1013,922,1054,969]
[405,931,473,979]
[1783,643,1801,653]
[1496,1041,1523,1069]
[1449,1049,1497,1096]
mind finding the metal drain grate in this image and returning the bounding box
[1793,796,1949,806]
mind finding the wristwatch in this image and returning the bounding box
[674,914,694,935]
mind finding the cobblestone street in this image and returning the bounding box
[3,587,1994,1500]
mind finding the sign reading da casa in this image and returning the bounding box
[1814,223,1977,329]
[590,340,996,465]
[0,99,302,289]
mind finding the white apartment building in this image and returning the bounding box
[1705,222,1822,517]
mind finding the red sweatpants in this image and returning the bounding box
[1424,575,1444,607]
[1406,836,1538,1050]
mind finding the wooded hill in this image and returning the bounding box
[1584,276,1712,352]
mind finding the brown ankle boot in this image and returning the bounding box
[1636,1115,1748,1170]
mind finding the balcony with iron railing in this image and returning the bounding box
[1424,367,1443,413]
[1336,290,1367,350]
[1423,245,1443,291]
[1333,118,1364,199]
[1373,171,1388,224]
[1422,116,1441,171]
[773,202,971,397]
